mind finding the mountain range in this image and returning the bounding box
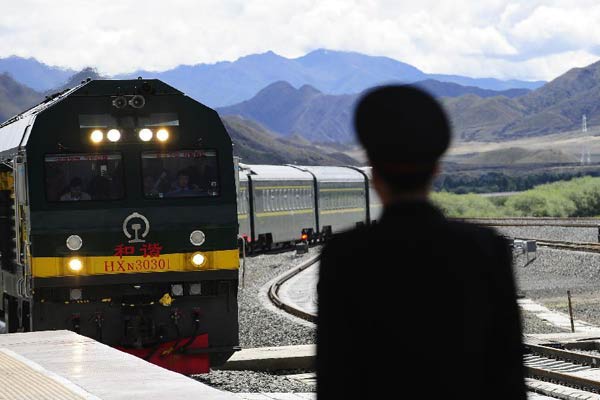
[218,80,531,143]
[0,49,599,156]
[119,49,543,107]
[443,59,600,141]
[0,50,543,108]
[0,71,358,165]
[219,58,600,143]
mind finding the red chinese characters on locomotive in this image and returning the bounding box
[113,243,163,258]
[104,243,168,273]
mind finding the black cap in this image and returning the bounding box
[354,85,450,171]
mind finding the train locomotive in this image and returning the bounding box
[0,78,240,374]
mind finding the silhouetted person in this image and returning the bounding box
[60,177,91,201]
[317,86,525,399]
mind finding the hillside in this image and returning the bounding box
[444,59,600,141]
[223,115,359,165]
[219,82,357,143]
[0,73,43,122]
[218,78,531,143]
[459,147,578,166]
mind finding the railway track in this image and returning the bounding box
[524,341,600,397]
[454,217,600,228]
[268,254,320,323]
[518,238,600,253]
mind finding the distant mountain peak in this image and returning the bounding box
[0,55,76,91]
[298,84,321,95]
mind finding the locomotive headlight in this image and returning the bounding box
[171,284,184,297]
[66,235,83,251]
[191,252,206,267]
[107,129,121,142]
[156,128,169,142]
[190,230,205,246]
[68,258,83,272]
[90,130,103,143]
[139,128,153,142]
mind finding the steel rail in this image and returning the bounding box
[515,238,600,253]
[525,342,600,368]
[453,217,600,228]
[268,254,320,323]
[524,342,600,394]
[525,366,600,393]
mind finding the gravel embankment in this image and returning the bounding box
[496,225,598,243]
[521,310,569,334]
[195,247,319,392]
[237,247,318,348]
[195,370,315,393]
[513,246,600,328]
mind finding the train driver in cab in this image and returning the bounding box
[60,177,91,201]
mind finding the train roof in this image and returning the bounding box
[292,166,366,182]
[0,78,182,160]
[241,164,314,181]
[359,166,372,179]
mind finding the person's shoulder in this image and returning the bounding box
[445,220,511,257]
[321,224,372,257]
[446,220,505,241]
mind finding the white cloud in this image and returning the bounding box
[0,0,598,81]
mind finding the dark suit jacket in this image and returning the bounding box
[317,200,526,399]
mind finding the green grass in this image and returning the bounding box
[431,176,600,218]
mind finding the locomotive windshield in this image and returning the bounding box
[141,150,219,198]
[45,153,124,201]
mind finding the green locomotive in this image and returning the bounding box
[0,79,240,374]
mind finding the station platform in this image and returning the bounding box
[220,344,315,371]
[0,330,236,399]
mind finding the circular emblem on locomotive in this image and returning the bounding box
[123,212,150,243]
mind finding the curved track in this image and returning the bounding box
[268,255,320,323]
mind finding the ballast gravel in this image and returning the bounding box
[194,370,315,393]
[237,247,318,348]
[195,247,318,392]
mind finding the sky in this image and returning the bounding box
[1,0,600,81]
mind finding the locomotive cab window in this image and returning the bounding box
[142,150,219,198]
[45,153,124,201]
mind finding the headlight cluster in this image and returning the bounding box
[139,128,169,142]
[90,128,169,143]
[90,129,121,143]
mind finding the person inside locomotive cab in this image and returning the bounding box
[317,86,526,399]
[196,159,218,194]
[165,170,199,197]
[60,177,91,201]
